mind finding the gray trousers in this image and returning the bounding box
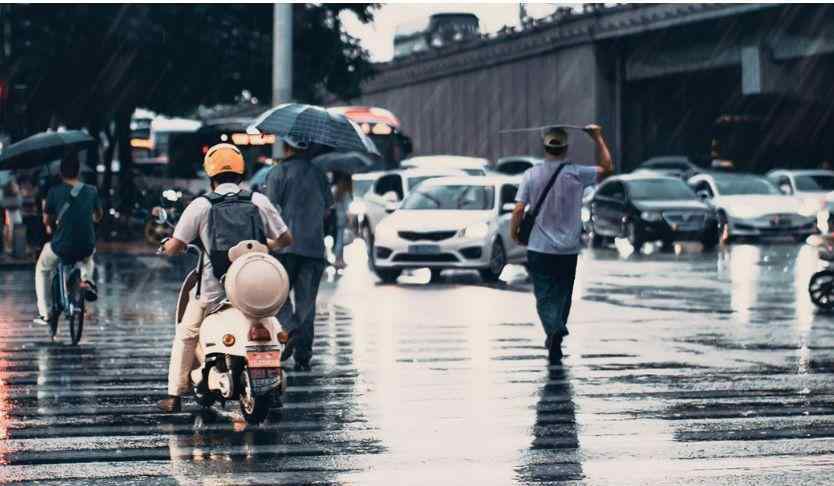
[276,253,326,363]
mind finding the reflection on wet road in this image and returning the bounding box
[3,241,834,484]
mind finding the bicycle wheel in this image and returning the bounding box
[67,272,85,345]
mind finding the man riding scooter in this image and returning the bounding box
[157,143,293,413]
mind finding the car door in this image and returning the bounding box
[497,183,524,261]
[591,181,627,236]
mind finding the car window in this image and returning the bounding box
[374,174,404,199]
[596,181,624,200]
[713,176,780,196]
[795,175,834,192]
[497,161,532,175]
[402,184,495,210]
[500,184,518,205]
[626,179,696,200]
[407,175,449,190]
[694,181,714,198]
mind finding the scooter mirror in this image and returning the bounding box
[155,208,169,225]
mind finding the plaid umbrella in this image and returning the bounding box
[312,151,376,174]
[248,103,378,155]
[0,130,97,171]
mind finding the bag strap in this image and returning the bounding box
[528,163,569,221]
[56,183,85,227]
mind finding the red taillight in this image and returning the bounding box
[248,324,271,342]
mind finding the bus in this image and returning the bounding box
[328,105,413,170]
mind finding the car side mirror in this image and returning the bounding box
[383,191,400,212]
[501,202,515,214]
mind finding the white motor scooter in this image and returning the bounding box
[169,236,291,424]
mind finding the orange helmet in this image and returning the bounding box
[203,143,244,177]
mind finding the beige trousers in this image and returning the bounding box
[167,296,207,396]
[35,242,94,318]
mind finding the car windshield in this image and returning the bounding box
[644,161,689,170]
[795,175,834,192]
[353,179,375,197]
[407,175,449,189]
[626,179,695,200]
[402,184,495,210]
[714,176,780,195]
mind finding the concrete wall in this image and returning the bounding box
[356,43,611,166]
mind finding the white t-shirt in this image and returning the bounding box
[173,183,288,303]
[516,161,598,255]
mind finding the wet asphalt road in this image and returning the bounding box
[4,240,834,484]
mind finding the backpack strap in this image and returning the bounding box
[203,192,225,205]
[528,163,569,223]
[56,183,85,227]
[236,189,253,201]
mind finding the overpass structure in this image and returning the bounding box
[355,4,834,172]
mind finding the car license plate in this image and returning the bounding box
[409,244,440,254]
[247,351,281,368]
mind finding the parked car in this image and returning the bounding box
[494,156,541,175]
[636,156,700,179]
[400,155,490,176]
[767,169,834,232]
[372,175,524,283]
[688,172,818,242]
[588,174,719,250]
[361,167,468,253]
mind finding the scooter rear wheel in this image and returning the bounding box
[239,368,270,424]
[810,270,834,310]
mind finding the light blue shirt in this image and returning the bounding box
[516,160,598,255]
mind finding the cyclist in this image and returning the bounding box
[34,153,102,325]
[157,143,293,413]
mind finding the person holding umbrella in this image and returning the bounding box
[251,103,377,371]
[264,137,333,371]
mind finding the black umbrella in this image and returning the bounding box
[312,151,376,174]
[0,130,97,171]
[248,103,378,155]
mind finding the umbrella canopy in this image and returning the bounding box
[248,103,378,156]
[312,151,375,174]
[0,130,97,171]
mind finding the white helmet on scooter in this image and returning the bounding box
[224,241,289,319]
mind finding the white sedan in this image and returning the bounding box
[372,176,524,283]
[688,172,818,241]
[400,155,491,176]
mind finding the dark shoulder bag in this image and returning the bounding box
[518,163,569,246]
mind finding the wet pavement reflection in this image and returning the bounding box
[3,240,834,483]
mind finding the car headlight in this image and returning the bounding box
[640,211,663,222]
[458,222,490,239]
[375,224,397,242]
[581,207,591,223]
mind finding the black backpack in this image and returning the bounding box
[204,190,266,279]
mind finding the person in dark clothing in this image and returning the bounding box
[34,153,103,325]
[265,137,335,371]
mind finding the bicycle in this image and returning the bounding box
[47,259,86,345]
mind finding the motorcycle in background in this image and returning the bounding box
[145,189,186,246]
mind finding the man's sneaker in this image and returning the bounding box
[158,396,182,413]
[293,359,311,372]
[81,280,98,302]
[33,314,50,326]
[548,335,564,363]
